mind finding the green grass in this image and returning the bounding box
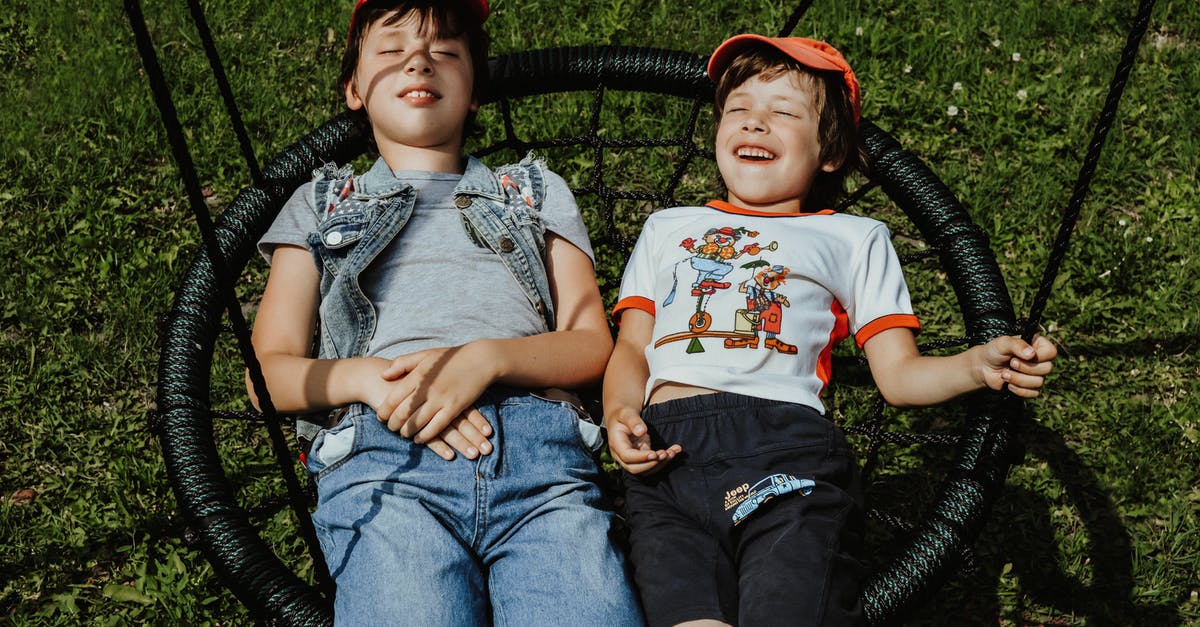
[2,0,1198,624]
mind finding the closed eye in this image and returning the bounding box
[773,110,798,118]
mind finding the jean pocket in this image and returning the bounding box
[530,389,604,454]
[306,412,360,479]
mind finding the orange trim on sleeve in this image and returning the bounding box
[816,299,851,395]
[612,296,655,324]
[854,314,921,348]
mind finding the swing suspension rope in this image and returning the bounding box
[128,0,1157,623]
[124,0,333,598]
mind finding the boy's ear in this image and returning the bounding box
[344,79,365,111]
[820,159,840,173]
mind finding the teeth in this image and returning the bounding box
[737,147,775,160]
[405,90,434,98]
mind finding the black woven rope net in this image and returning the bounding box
[155,46,1023,626]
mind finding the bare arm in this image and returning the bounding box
[863,327,1058,407]
[378,233,614,441]
[602,309,681,474]
[247,245,389,413]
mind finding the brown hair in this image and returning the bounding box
[713,43,865,211]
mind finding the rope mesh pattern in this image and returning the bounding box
[154,47,1021,625]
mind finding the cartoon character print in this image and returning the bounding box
[661,226,776,333]
[679,226,765,295]
[725,264,797,354]
[652,224,796,355]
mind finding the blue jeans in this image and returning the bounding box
[305,387,644,626]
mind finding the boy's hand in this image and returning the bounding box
[979,335,1058,398]
[360,356,494,461]
[605,406,682,475]
[420,409,494,461]
[375,343,498,451]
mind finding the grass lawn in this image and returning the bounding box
[2,0,1198,624]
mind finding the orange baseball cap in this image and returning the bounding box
[348,0,491,42]
[707,34,860,122]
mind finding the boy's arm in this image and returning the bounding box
[603,309,681,474]
[248,245,389,412]
[378,233,614,441]
[862,327,1058,407]
[249,245,492,460]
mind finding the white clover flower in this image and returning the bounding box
[904,64,913,74]
[855,26,864,37]
[1017,89,1028,101]
[1145,236,1154,243]
[953,82,963,92]
[947,105,959,116]
[992,39,1002,48]
[1012,52,1022,62]
[1118,219,1127,226]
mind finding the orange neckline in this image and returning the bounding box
[705,199,836,217]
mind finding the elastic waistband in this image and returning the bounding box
[642,391,820,424]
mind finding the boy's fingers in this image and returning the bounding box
[1006,384,1041,399]
[424,437,456,461]
[464,407,492,437]
[1012,358,1054,375]
[413,407,454,443]
[437,426,480,460]
[1033,336,1059,361]
[387,397,420,432]
[620,459,662,475]
[1006,371,1046,392]
[449,413,492,455]
[380,354,416,380]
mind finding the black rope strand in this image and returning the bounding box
[778,0,816,38]
[1022,0,1157,341]
[185,0,262,185]
[123,0,330,599]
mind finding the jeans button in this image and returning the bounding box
[499,237,515,252]
[454,195,472,209]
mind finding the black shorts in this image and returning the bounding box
[623,393,864,627]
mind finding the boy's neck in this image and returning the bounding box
[724,193,804,215]
[378,142,467,174]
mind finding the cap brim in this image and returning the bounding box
[707,34,860,122]
[707,34,846,80]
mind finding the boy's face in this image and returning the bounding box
[715,70,836,213]
[345,10,476,158]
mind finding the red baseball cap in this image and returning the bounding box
[348,0,490,42]
[707,34,860,122]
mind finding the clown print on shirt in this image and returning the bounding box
[612,201,921,412]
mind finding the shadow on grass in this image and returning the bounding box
[910,416,1181,625]
[1057,332,1198,360]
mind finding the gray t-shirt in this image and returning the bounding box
[259,167,594,360]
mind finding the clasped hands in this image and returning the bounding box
[365,343,497,461]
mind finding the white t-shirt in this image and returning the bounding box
[613,200,920,413]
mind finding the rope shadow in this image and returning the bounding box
[901,416,1181,625]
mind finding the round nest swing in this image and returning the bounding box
[151,43,1025,626]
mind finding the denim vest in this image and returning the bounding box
[305,153,556,362]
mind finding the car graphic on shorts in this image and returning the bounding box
[731,473,816,526]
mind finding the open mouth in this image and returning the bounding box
[400,88,440,101]
[736,146,776,161]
